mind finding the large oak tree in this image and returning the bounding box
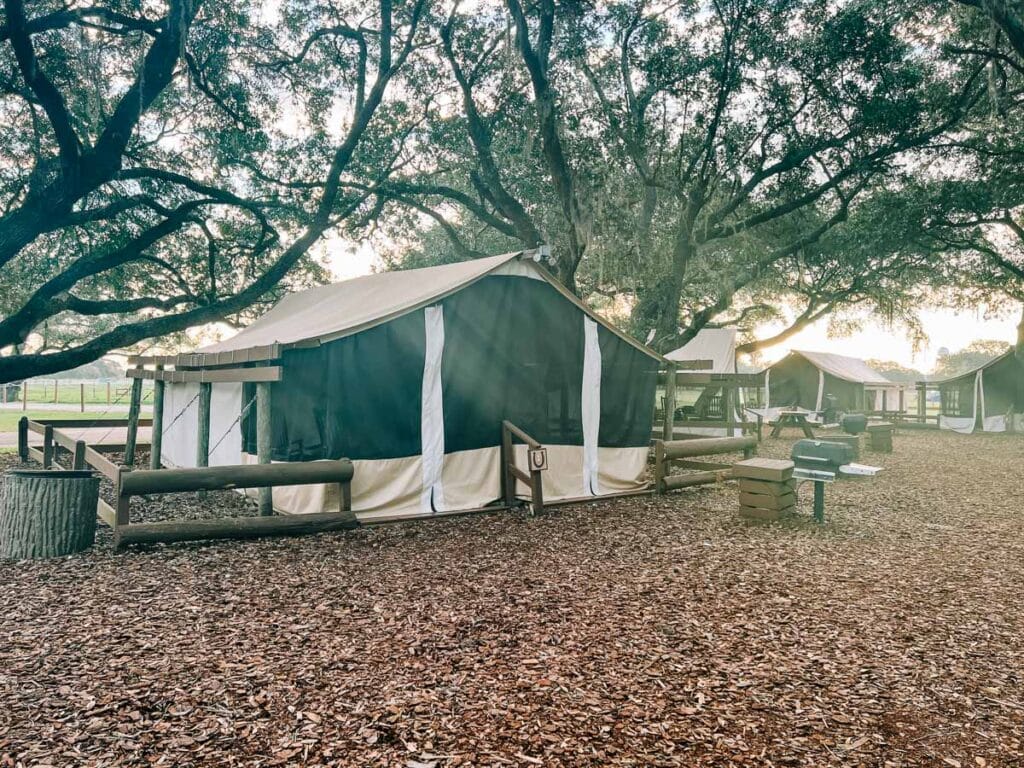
[0,0,425,381]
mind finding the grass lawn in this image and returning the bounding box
[0,409,151,432]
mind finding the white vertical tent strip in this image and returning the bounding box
[815,369,825,412]
[420,305,446,513]
[978,368,985,427]
[582,316,602,496]
[763,368,770,408]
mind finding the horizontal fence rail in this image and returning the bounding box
[654,435,757,494]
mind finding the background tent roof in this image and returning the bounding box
[200,251,662,361]
[665,328,737,373]
[931,349,1017,385]
[788,350,892,385]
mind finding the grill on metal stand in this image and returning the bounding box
[790,439,880,523]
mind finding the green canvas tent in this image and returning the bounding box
[936,350,1024,433]
[761,350,905,416]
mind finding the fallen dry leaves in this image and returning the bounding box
[0,430,1022,766]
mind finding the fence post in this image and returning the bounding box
[654,439,665,494]
[80,382,85,413]
[661,363,677,442]
[42,425,54,469]
[22,380,27,411]
[529,463,544,516]
[53,379,58,404]
[256,381,273,516]
[150,367,165,470]
[106,381,111,404]
[115,468,130,527]
[196,382,212,498]
[17,416,28,462]
[73,440,87,470]
[500,422,515,508]
[124,368,144,467]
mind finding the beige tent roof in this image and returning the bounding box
[201,251,662,360]
[791,350,892,385]
[665,328,738,373]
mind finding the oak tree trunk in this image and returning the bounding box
[0,470,99,559]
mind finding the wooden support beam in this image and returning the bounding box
[673,359,714,371]
[673,372,764,386]
[150,367,165,470]
[126,366,283,383]
[114,509,359,549]
[124,367,143,467]
[502,420,541,448]
[662,363,677,443]
[256,381,273,516]
[127,344,282,369]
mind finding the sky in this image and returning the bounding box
[754,309,1019,371]
[320,240,1020,374]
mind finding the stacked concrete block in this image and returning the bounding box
[734,458,795,521]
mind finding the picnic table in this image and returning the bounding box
[770,410,816,439]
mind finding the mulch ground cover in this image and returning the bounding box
[1,429,1022,767]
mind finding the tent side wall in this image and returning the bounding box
[822,373,864,412]
[982,352,1023,415]
[940,375,976,418]
[767,355,867,412]
[767,355,818,409]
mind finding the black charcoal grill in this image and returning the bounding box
[790,439,857,522]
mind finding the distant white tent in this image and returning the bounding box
[665,328,738,373]
[665,329,743,436]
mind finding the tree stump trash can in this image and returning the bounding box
[0,470,100,559]
[868,423,894,453]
